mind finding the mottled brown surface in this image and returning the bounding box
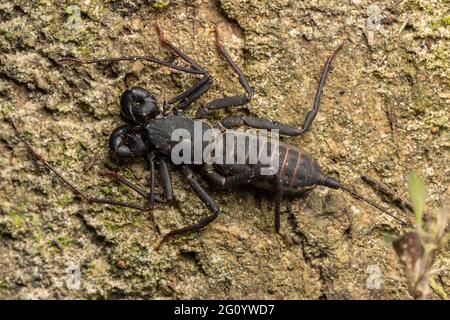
[0,0,448,299]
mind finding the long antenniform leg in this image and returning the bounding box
[58,25,205,75]
[158,157,174,202]
[153,24,206,73]
[147,151,157,207]
[195,27,254,119]
[99,171,165,204]
[58,55,202,75]
[21,140,151,211]
[100,156,175,206]
[155,165,219,250]
[59,25,214,113]
[201,165,260,188]
[221,41,345,136]
[153,24,213,111]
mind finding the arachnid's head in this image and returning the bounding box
[120,87,159,124]
[109,125,150,160]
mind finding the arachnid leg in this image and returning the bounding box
[180,165,219,214]
[222,116,306,136]
[58,55,202,75]
[155,212,218,251]
[99,171,164,203]
[361,175,414,214]
[22,140,150,211]
[168,75,213,112]
[195,28,254,119]
[58,26,211,113]
[154,24,207,73]
[100,156,174,205]
[155,165,219,250]
[147,151,157,207]
[274,174,283,233]
[201,165,260,188]
[220,41,345,135]
[153,24,213,112]
[159,157,174,201]
[59,25,209,76]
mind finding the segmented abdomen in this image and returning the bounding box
[213,132,323,194]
